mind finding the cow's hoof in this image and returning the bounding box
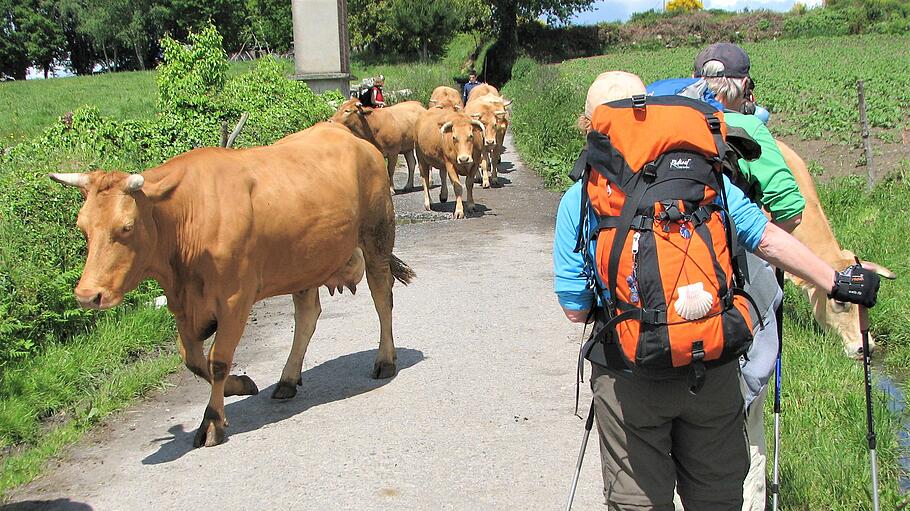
[423,202,432,212]
[232,374,259,396]
[440,195,448,203]
[482,181,490,189]
[193,408,225,448]
[371,360,397,379]
[389,187,396,195]
[271,380,298,400]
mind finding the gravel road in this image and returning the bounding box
[5,133,605,511]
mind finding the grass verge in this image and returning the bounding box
[777,283,902,509]
[0,306,179,497]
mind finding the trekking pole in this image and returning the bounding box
[859,305,881,511]
[565,399,595,511]
[771,269,784,511]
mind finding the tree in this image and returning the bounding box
[388,0,462,61]
[245,0,293,52]
[21,1,65,78]
[482,0,595,86]
[0,0,30,79]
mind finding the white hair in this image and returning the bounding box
[702,60,747,108]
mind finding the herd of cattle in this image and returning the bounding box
[331,83,511,218]
[44,80,894,448]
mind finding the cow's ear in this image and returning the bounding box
[359,107,374,116]
[142,175,178,201]
[862,260,896,279]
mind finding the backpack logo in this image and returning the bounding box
[670,158,692,170]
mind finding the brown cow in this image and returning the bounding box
[778,140,895,356]
[414,108,485,219]
[429,86,464,111]
[466,83,499,103]
[464,93,510,188]
[49,123,415,447]
[331,98,426,193]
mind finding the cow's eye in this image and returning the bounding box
[121,223,134,233]
[468,134,473,140]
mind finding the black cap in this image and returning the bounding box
[694,43,751,78]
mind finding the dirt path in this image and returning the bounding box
[5,134,605,511]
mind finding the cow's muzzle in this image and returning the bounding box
[75,287,119,310]
[457,155,473,164]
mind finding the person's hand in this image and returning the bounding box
[828,264,880,308]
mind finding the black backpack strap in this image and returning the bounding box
[605,172,649,309]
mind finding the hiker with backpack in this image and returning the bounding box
[647,43,804,510]
[359,75,386,108]
[554,71,880,510]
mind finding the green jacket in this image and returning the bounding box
[725,112,805,222]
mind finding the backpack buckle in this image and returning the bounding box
[631,94,647,109]
[642,162,658,181]
[640,309,666,324]
[706,116,722,133]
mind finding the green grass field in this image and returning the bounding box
[503,34,910,509]
[0,60,265,146]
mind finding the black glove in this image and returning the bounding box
[828,264,880,308]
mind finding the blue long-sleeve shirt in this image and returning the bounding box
[554,175,769,311]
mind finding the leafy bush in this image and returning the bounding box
[783,8,852,37]
[156,24,228,116]
[222,58,337,146]
[666,0,703,14]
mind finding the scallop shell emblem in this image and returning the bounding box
[673,282,714,321]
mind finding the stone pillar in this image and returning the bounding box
[291,0,350,95]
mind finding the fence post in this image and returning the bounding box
[857,80,875,192]
[220,121,229,148]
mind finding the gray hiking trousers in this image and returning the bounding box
[591,360,749,510]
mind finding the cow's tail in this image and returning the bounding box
[390,254,416,285]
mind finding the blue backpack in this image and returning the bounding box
[647,78,770,124]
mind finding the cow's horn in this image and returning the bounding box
[471,120,486,132]
[503,99,513,107]
[125,174,145,193]
[49,172,89,189]
[428,99,438,105]
[440,121,454,134]
[470,113,482,120]
[355,102,363,108]
[494,110,507,115]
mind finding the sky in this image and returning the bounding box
[571,0,824,24]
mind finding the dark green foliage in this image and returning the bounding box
[388,0,463,61]
[244,0,293,52]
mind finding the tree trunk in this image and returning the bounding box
[133,41,146,71]
[101,43,111,72]
[44,66,50,79]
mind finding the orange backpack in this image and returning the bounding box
[576,95,760,390]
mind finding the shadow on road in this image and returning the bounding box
[497,160,516,174]
[429,201,490,218]
[0,499,93,511]
[141,347,425,465]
